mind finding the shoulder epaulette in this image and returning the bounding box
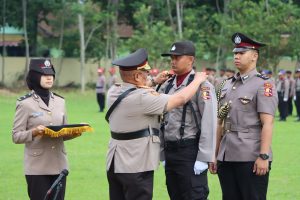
[53,92,64,99]
[17,93,33,101]
[256,73,269,80]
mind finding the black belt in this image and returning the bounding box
[165,138,198,149]
[111,128,159,140]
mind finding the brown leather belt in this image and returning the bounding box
[111,128,159,140]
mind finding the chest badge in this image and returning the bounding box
[31,112,43,117]
[240,98,250,104]
[201,87,211,100]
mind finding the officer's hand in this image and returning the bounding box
[154,71,170,85]
[161,160,166,168]
[253,157,269,176]
[194,72,208,84]
[32,125,46,137]
[209,162,217,174]
[283,97,288,102]
[194,161,208,175]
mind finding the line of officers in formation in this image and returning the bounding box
[104,32,281,200]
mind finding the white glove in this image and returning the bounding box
[294,96,297,101]
[161,160,166,168]
[194,161,208,175]
[283,98,288,102]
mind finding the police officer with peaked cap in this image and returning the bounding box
[159,41,217,200]
[105,48,208,200]
[209,33,278,200]
[12,58,80,200]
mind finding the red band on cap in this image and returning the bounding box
[236,42,259,49]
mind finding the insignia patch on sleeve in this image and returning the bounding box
[264,82,273,97]
[202,91,211,100]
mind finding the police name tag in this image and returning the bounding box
[31,112,43,117]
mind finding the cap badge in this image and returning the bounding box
[234,35,241,44]
[44,60,51,68]
[171,45,176,51]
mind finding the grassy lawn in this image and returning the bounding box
[0,89,299,200]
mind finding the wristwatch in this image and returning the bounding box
[259,153,269,160]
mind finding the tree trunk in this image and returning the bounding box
[176,0,183,39]
[56,0,66,86]
[1,0,6,85]
[22,0,29,77]
[166,0,176,35]
[78,1,85,93]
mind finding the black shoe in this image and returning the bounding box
[279,118,286,121]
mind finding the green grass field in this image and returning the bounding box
[1,89,299,200]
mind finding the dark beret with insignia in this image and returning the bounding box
[29,58,55,75]
[232,32,266,53]
[296,68,300,73]
[112,48,151,71]
[161,41,195,57]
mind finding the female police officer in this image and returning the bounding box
[12,58,79,200]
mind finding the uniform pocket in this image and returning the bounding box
[238,94,254,111]
[26,148,44,157]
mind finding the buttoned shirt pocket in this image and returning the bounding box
[26,148,44,157]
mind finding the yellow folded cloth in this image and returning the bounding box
[44,124,93,138]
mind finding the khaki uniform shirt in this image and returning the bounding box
[215,75,227,88]
[295,78,300,93]
[108,74,118,89]
[106,83,170,173]
[276,78,290,100]
[12,91,68,175]
[159,70,217,162]
[96,74,106,94]
[217,69,278,162]
[288,78,295,97]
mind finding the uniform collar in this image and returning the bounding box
[174,70,195,88]
[232,68,257,84]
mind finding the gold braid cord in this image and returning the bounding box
[216,79,230,119]
[44,125,93,138]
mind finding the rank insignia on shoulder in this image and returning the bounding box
[17,93,33,101]
[150,90,160,96]
[53,92,64,99]
[256,73,269,80]
[264,82,273,97]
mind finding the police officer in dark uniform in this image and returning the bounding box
[105,48,208,200]
[294,69,300,121]
[210,33,278,200]
[160,41,217,200]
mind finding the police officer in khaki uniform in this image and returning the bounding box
[105,48,208,200]
[210,33,278,200]
[12,59,80,200]
[276,70,290,121]
[96,67,106,112]
[286,70,295,115]
[294,69,300,121]
[160,41,217,200]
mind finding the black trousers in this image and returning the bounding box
[25,175,66,200]
[96,93,105,112]
[217,161,271,200]
[295,91,300,118]
[165,144,209,200]
[288,96,293,115]
[107,160,154,200]
[278,92,288,120]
